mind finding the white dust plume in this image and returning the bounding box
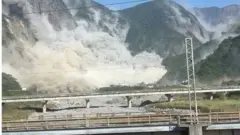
[2,1,167,93]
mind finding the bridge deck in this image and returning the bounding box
[2,88,240,103]
[2,112,240,132]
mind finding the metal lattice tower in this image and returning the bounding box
[185,38,198,123]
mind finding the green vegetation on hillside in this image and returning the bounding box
[98,84,186,93]
[2,72,55,121]
[2,72,36,96]
[154,99,240,112]
[197,36,240,82]
[236,26,240,33]
[98,85,146,93]
[159,40,219,84]
[221,80,240,99]
[2,72,21,96]
[121,0,202,57]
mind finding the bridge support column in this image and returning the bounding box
[210,95,214,100]
[126,96,132,108]
[86,98,90,108]
[165,94,174,102]
[42,101,48,113]
[189,124,203,135]
[209,92,216,100]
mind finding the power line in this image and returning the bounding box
[17,0,151,15]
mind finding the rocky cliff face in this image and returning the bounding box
[193,5,240,26]
[190,5,240,84]
[121,0,210,57]
[2,0,166,93]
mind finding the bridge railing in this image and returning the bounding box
[2,111,240,132]
[2,112,159,122]
[1,89,165,98]
[2,89,168,100]
[3,87,240,100]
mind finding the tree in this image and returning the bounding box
[2,72,21,96]
[222,80,240,99]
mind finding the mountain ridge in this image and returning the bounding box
[2,0,166,93]
[193,4,240,26]
[121,0,209,57]
[197,35,240,84]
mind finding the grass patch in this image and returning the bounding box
[2,102,56,121]
[98,85,187,93]
[2,90,37,121]
[3,90,36,97]
[154,99,240,112]
[2,73,56,121]
[2,89,56,121]
[3,102,41,121]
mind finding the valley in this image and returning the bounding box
[2,1,240,132]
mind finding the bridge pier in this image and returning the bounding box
[126,96,132,108]
[189,124,203,135]
[86,99,90,108]
[207,92,216,100]
[210,95,214,100]
[165,94,174,102]
[42,101,48,113]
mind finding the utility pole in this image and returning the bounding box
[185,38,198,123]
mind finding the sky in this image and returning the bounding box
[95,0,240,10]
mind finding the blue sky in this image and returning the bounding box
[95,0,240,10]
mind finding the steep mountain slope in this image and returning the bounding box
[197,35,240,83]
[193,5,240,26]
[159,39,220,84]
[63,0,128,39]
[121,0,210,57]
[2,0,239,91]
[2,0,166,93]
[159,31,240,84]
[193,5,240,40]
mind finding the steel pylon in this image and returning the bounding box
[185,38,198,123]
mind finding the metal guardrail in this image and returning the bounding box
[3,87,240,99]
[2,111,240,132]
[3,112,158,122]
[2,89,185,99]
[3,88,240,103]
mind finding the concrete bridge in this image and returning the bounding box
[2,112,240,135]
[2,88,240,113]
